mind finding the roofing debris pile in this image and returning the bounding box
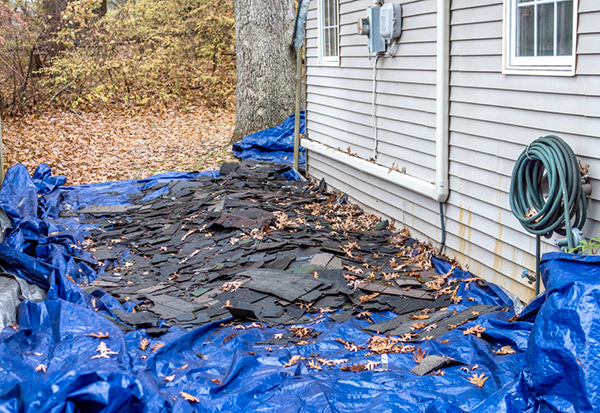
[78,160,499,349]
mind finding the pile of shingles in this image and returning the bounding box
[70,160,499,342]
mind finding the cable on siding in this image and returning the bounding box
[370,40,398,161]
[438,202,446,254]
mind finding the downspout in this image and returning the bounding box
[300,0,450,203]
[434,0,450,203]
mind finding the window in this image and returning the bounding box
[318,0,339,66]
[504,0,578,75]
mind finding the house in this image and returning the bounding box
[301,0,599,302]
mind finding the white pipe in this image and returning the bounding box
[302,0,450,203]
[434,0,450,203]
[301,139,438,198]
[371,54,381,160]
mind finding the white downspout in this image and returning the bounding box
[301,0,450,203]
[434,0,450,202]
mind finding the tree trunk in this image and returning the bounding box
[232,0,296,143]
[100,0,107,17]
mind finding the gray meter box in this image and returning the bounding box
[367,7,385,54]
[379,4,402,40]
[358,4,402,54]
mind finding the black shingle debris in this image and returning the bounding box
[73,160,496,346]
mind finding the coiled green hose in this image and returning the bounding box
[510,135,587,293]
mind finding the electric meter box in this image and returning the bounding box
[379,3,402,40]
[358,4,402,54]
[366,7,385,54]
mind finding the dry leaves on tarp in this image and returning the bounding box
[180,392,200,403]
[283,355,304,368]
[139,338,150,351]
[86,332,109,338]
[468,373,489,388]
[412,347,428,363]
[493,345,516,355]
[463,325,487,338]
[2,107,235,185]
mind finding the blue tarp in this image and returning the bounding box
[0,163,598,412]
[233,112,306,165]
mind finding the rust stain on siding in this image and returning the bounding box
[457,205,472,256]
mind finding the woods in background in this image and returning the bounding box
[0,0,236,114]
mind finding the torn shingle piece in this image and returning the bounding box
[411,355,461,376]
[240,269,323,302]
[93,245,118,261]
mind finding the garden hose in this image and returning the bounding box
[509,135,587,293]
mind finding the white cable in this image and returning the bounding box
[371,53,381,160]
[371,39,396,160]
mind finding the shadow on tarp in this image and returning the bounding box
[0,164,598,412]
[233,112,306,165]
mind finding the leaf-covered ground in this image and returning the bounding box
[1,107,237,185]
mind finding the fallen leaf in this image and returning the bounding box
[493,346,516,355]
[307,359,323,370]
[222,333,237,344]
[87,332,109,338]
[468,373,489,388]
[463,325,487,338]
[139,338,150,351]
[151,342,165,352]
[35,364,47,373]
[164,375,175,382]
[412,347,428,364]
[180,391,200,403]
[283,355,303,368]
[359,292,380,303]
[341,363,367,372]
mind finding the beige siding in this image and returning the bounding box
[305,0,600,302]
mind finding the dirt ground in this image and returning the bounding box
[1,107,237,186]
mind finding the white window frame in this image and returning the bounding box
[318,0,340,66]
[503,0,578,76]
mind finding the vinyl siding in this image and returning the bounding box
[305,0,600,302]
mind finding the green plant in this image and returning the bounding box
[569,236,600,255]
[41,0,236,110]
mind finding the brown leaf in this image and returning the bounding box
[359,292,380,303]
[412,347,428,364]
[180,391,200,403]
[222,333,237,344]
[139,338,150,351]
[493,345,516,355]
[283,355,303,368]
[468,373,489,388]
[164,375,175,382]
[87,332,109,338]
[307,359,323,370]
[463,325,487,338]
[211,378,222,385]
[409,314,430,320]
[340,363,367,372]
[410,322,426,330]
[151,342,165,352]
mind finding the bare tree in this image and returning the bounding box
[232,0,296,142]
